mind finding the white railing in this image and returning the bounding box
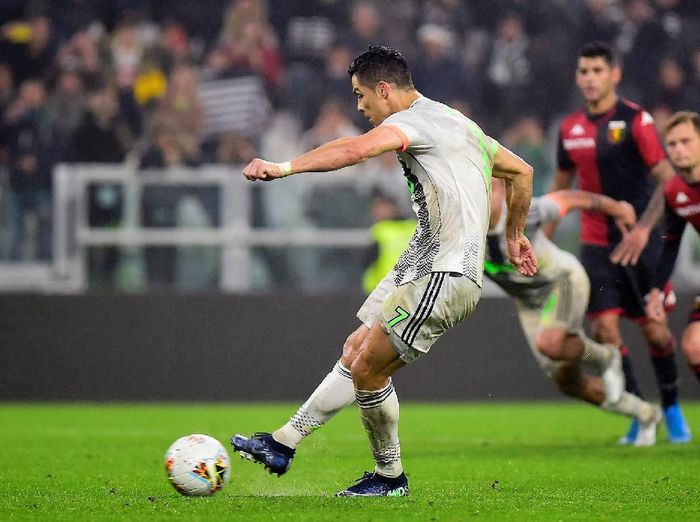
[50,163,374,292]
[0,163,698,295]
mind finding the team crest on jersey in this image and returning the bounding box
[607,120,626,143]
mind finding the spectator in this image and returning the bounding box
[646,56,700,112]
[45,67,85,142]
[411,24,465,105]
[69,81,134,289]
[0,16,57,83]
[1,79,57,261]
[484,12,533,133]
[151,63,205,160]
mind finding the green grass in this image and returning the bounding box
[1,402,699,521]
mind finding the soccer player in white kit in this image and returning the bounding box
[232,46,537,496]
[488,180,663,445]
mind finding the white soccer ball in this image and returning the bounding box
[164,434,231,496]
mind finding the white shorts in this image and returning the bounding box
[515,260,590,376]
[357,271,481,363]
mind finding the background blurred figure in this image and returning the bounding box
[1,79,57,261]
[500,116,553,196]
[484,12,533,133]
[362,191,415,294]
[69,80,134,289]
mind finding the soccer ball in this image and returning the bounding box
[164,434,231,496]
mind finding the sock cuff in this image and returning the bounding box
[334,361,352,380]
[355,381,395,409]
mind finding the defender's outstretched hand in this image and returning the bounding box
[242,158,286,181]
[609,224,649,266]
[507,235,538,276]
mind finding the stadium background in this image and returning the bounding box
[1,0,700,401]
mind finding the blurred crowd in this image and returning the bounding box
[0,0,699,290]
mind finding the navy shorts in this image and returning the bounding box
[581,243,671,321]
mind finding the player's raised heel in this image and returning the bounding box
[601,344,624,404]
[664,404,692,443]
[230,432,295,476]
[336,471,409,497]
[633,406,663,447]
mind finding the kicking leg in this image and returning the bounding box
[231,324,368,475]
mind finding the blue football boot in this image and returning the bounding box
[664,404,692,443]
[336,471,409,497]
[617,419,639,445]
[230,432,295,476]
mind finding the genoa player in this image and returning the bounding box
[550,42,690,444]
[231,46,537,496]
[646,111,700,402]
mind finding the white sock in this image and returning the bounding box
[355,380,403,478]
[602,392,657,423]
[581,335,613,369]
[272,361,354,449]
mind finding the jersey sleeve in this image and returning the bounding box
[526,196,563,226]
[631,110,666,168]
[381,112,433,153]
[556,129,574,171]
[485,135,499,163]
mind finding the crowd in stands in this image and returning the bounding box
[0,0,699,290]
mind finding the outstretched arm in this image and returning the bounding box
[242,126,403,181]
[492,144,537,276]
[541,167,576,238]
[546,190,636,233]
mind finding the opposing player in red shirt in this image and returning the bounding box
[647,112,700,400]
[551,42,690,444]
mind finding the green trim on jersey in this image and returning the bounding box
[541,293,558,321]
[484,259,516,276]
[466,120,498,196]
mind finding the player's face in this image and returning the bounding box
[665,121,700,180]
[351,75,390,126]
[575,57,619,104]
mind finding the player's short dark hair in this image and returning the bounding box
[348,46,414,89]
[663,111,700,136]
[579,41,617,66]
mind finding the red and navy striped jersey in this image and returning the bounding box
[557,99,667,246]
[653,175,700,288]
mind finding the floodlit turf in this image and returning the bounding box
[1,402,699,521]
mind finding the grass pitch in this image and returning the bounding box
[1,402,698,521]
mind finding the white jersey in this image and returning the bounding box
[486,195,573,307]
[381,97,498,287]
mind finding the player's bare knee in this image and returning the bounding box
[536,328,566,359]
[341,327,368,367]
[681,331,700,364]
